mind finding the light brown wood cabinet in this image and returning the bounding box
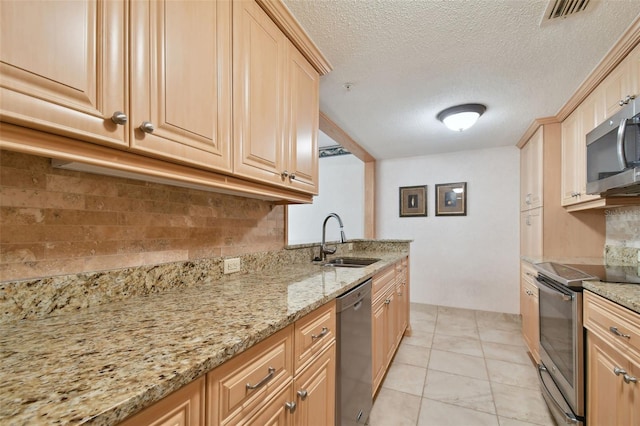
[207,300,336,426]
[520,208,542,259]
[519,261,539,363]
[584,291,640,426]
[0,0,328,203]
[372,258,410,396]
[520,127,544,212]
[0,0,127,148]
[232,0,319,194]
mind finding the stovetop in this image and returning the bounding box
[534,262,640,289]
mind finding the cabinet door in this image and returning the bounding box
[233,0,288,186]
[286,44,319,194]
[119,377,205,426]
[520,208,542,258]
[0,0,127,147]
[293,344,336,426]
[587,334,632,426]
[372,299,387,394]
[520,265,539,363]
[129,0,232,172]
[241,384,294,426]
[520,127,543,210]
[577,93,603,203]
[602,57,634,119]
[561,109,580,206]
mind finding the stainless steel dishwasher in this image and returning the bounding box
[336,279,372,426]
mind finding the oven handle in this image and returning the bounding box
[535,277,574,301]
[538,364,580,424]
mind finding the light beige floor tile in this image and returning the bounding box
[434,320,480,339]
[368,388,421,426]
[499,417,551,426]
[418,398,500,426]
[486,359,539,389]
[393,342,430,368]
[482,341,532,365]
[381,362,427,396]
[476,311,521,332]
[491,382,556,426]
[402,328,434,348]
[437,305,477,319]
[409,318,436,333]
[432,333,483,357]
[479,328,526,346]
[422,369,496,414]
[428,349,489,380]
[411,304,438,323]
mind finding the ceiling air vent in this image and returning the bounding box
[541,0,591,25]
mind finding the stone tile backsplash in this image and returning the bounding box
[605,206,640,265]
[0,150,285,282]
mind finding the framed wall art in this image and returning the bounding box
[399,185,427,217]
[435,182,467,216]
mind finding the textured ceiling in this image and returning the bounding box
[283,0,640,160]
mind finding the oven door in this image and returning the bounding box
[536,275,584,422]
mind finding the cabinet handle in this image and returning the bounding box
[289,173,296,180]
[609,326,631,339]
[285,401,297,413]
[110,111,127,125]
[384,299,391,305]
[623,374,638,384]
[613,367,627,376]
[311,327,329,340]
[297,389,308,400]
[619,99,626,106]
[281,171,289,179]
[525,215,531,226]
[246,366,276,390]
[139,121,155,133]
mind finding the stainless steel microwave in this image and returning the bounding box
[586,98,640,196]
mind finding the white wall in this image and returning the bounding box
[377,146,520,314]
[288,154,365,245]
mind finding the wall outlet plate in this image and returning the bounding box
[223,258,241,274]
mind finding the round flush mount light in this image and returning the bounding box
[437,103,486,132]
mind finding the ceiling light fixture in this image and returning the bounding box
[437,103,486,132]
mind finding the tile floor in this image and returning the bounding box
[368,303,556,426]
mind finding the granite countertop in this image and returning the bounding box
[0,251,407,425]
[583,280,640,314]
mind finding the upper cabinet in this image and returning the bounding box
[129,0,233,172]
[0,0,330,203]
[560,42,640,211]
[0,0,127,148]
[520,127,543,211]
[232,0,319,194]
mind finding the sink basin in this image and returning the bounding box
[323,257,381,268]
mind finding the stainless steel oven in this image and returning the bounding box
[533,262,597,425]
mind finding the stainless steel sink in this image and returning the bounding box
[322,257,380,268]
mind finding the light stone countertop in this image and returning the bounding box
[583,280,640,314]
[0,251,407,425]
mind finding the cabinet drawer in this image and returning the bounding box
[207,325,293,424]
[373,264,396,301]
[294,300,336,374]
[584,291,640,357]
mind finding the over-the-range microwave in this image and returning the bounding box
[586,97,640,196]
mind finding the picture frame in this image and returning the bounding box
[399,185,427,217]
[435,182,467,216]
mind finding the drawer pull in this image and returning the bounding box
[384,299,391,305]
[613,367,627,376]
[297,389,308,400]
[246,367,276,390]
[285,401,297,413]
[609,326,631,339]
[311,327,329,340]
[623,374,638,384]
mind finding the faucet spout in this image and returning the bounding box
[320,213,346,261]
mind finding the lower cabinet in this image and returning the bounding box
[118,301,336,426]
[584,291,640,426]
[372,257,410,396]
[520,261,539,363]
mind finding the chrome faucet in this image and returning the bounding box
[320,213,346,261]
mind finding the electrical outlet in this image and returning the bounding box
[348,243,353,251]
[223,258,241,274]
